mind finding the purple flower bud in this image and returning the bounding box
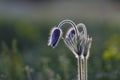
[66,28,75,38]
[48,27,62,48]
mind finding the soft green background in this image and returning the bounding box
[0,1,120,80]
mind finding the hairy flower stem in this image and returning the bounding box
[78,57,88,80]
[78,56,84,80]
[82,59,85,80]
[84,58,88,80]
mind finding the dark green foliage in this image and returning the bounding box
[0,40,25,80]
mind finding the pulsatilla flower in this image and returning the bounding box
[48,20,92,58]
[64,30,84,58]
[66,28,75,38]
[48,20,92,80]
[48,27,62,48]
[63,23,92,58]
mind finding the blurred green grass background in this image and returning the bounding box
[0,0,120,80]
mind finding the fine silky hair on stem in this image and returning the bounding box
[78,57,83,80]
[48,20,92,80]
[57,20,79,37]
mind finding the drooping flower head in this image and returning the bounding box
[48,20,92,59]
[66,28,75,38]
[48,27,62,48]
[64,23,87,57]
[63,23,92,58]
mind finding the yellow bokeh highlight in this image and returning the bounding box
[103,46,120,61]
[103,35,120,61]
